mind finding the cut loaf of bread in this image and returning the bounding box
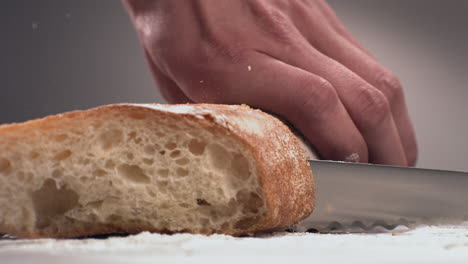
[0,104,315,238]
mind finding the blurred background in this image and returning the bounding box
[1,0,466,171]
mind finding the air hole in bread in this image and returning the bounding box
[146,187,157,197]
[143,158,154,165]
[93,169,107,177]
[31,178,79,229]
[221,222,229,230]
[159,150,166,156]
[106,214,123,223]
[176,168,189,177]
[105,160,115,169]
[157,181,169,193]
[208,144,229,169]
[54,150,72,161]
[128,131,137,142]
[234,217,257,230]
[126,152,134,160]
[80,176,89,183]
[154,127,167,135]
[216,200,234,218]
[199,218,210,226]
[17,171,25,181]
[26,172,34,181]
[188,139,206,155]
[231,154,250,180]
[87,213,98,222]
[216,187,225,196]
[170,150,181,158]
[165,142,177,150]
[179,203,190,208]
[217,205,234,217]
[99,129,123,150]
[209,210,219,221]
[236,190,250,204]
[243,192,263,214]
[79,158,91,166]
[52,169,63,178]
[157,169,169,177]
[117,164,150,184]
[176,157,190,166]
[143,145,155,155]
[0,158,11,174]
[29,151,40,159]
[54,134,68,142]
[196,198,211,206]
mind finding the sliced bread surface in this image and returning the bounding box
[0,104,315,238]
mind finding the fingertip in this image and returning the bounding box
[406,140,418,167]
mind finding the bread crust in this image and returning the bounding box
[0,104,315,237]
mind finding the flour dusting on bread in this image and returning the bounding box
[0,104,315,238]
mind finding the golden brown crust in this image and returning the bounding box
[0,103,315,237]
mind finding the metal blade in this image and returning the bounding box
[294,160,468,232]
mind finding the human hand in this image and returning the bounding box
[123,0,417,166]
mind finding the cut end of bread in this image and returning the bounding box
[0,104,315,238]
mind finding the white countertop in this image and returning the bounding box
[1,223,467,264]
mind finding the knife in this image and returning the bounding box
[293,160,468,232]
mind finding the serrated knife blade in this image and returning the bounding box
[294,160,468,232]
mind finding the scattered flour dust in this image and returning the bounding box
[345,153,360,163]
[0,223,467,264]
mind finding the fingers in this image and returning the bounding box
[301,1,417,165]
[125,0,414,166]
[144,49,193,104]
[207,52,369,162]
[266,40,407,165]
[304,28,418,165]
[317,61,408,166]
[125,0,193,104]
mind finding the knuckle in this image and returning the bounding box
[375,71,403,104]
[355,86,391,126]
[294,77,339,120]
[204,39,247,63]
[250,1,297,45]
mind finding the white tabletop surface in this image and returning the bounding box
[1,223,467,264]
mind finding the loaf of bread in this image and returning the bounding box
[0,104,315,238]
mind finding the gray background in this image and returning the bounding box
[1,0,467,171]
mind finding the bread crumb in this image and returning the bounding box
[443,243,457,250]
[247,65,252,71]
[200,80,204,84]
[345,153,360,163]
[324,203,334,213]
